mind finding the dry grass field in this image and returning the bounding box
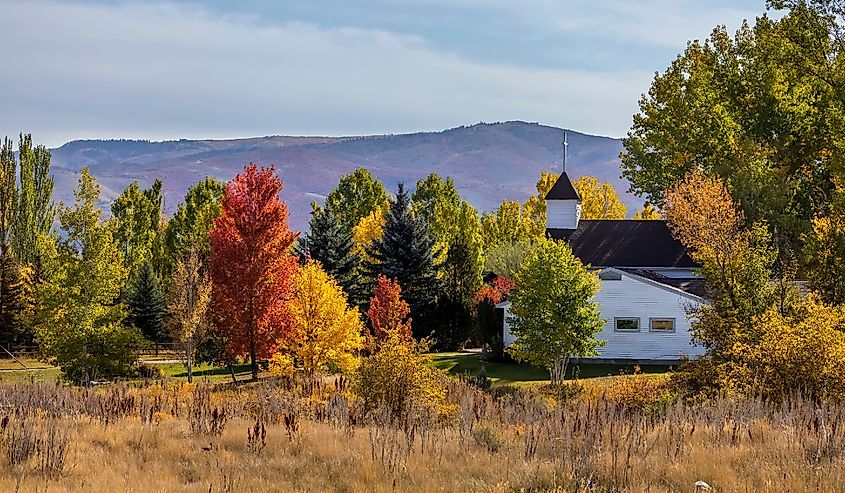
[0,374,844,493]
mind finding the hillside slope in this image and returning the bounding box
[49,121,637,230]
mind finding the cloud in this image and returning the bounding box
[3,0,662,146]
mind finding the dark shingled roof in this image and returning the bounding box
[545,172,580,200]
[619,268,707,298]
[547,220,696,268]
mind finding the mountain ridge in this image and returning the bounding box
[48,121,639,230]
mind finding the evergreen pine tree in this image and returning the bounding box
[304,205,365,306]
[366,183,441,339]
[126,261,168,342]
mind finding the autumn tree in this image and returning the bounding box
[506,238,604,384]
[474,276,516,356]
[367,275,412,348]
[325,168,389,230]
[481,199,529,250]
[621,5,845,260]
[166,245,212,383]
[726,294,845,401]
[522,171,559,237]
[125,262,167,342]
[300,205,365,306]
[164,176,225,271]
[633,203,660,220]
[352,204,387,265]
[365,183,440,339]
[111,180,164,274]
[573,176,627,220]
[270,261,363,375]
[209,164,299,381]
[664,170,779,360]
[34,168,141,384]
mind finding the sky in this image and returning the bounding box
[3,0,770,147]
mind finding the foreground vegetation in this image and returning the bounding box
[0,376,843,492]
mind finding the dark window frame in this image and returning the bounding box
[614,317,641,332]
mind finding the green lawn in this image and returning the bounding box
[430,352,672,386]
[2,353,673,387]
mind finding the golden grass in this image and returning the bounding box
[0,378,843,492]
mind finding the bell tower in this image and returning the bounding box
[545,131,581,231]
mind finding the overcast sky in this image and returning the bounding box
[3,0,769,147]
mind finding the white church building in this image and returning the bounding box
[498,167,706,363]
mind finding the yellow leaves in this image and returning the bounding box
[632,203,661,220]
[352,203,386,262]
[728,294,845,400]
[354,330,448,417]
[166,247,212,344]
[572,176,627,220]
[663,169,742,256]
[268,353,296,377]
[277,261,364,374]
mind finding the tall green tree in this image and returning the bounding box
[125,261,168,342]
[34,168,141,384]
[411,174,484,348]
[111,180,164,274]
[620,7,845,263]
[11,134,55,268]
[366,183,441,339]
[164,177,225,271]
[325,168,389,230]
[0,138,16,255]
[506,238,605,384]
[301,204,365,306]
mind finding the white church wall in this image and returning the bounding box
[500,270,705,361]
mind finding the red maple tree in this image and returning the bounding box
[209,164,299,381]
[473,276,516,306]
[367,275,412,349]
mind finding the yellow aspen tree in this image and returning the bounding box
[573,176,627,220]
[166,245,212,383]
[632,203,660,220]
[272,260,364,374]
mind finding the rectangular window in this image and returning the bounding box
[649,318,676,333]
[614,317,640,332]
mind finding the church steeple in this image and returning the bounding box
[544,130,581,230]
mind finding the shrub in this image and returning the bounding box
[727,294,845,401]
[354,332,447,418]
[602,367,674,412]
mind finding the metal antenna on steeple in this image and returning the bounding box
[562,130,569,172]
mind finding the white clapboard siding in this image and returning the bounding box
[546,199,581,230]
[499,268,705,361]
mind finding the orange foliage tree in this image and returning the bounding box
[210,164,299,381]
[367,275,412,349]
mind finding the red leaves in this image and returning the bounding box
[210,164,299,366]
[473,276,515,306]
[367,275,412,348]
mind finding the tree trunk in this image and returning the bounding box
[249,333,258,382]
[248,300,258,382]
[549,355,569,385]
[186,353,193,384]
